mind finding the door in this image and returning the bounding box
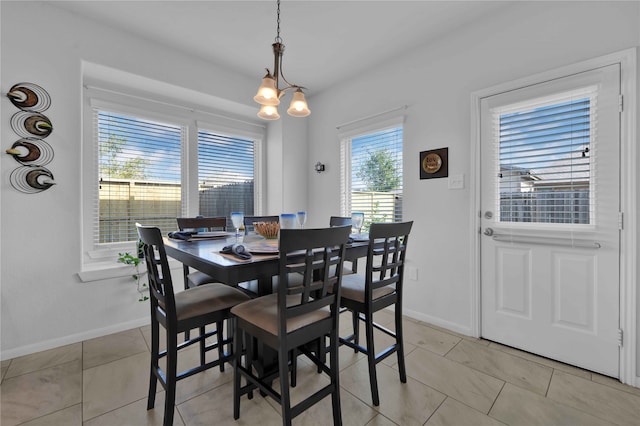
[480,64,621,377]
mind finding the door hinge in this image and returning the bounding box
[619,94,624,112]
[618,212,624,230]
[618,329,623,347]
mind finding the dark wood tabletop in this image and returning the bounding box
[164,234,368,296]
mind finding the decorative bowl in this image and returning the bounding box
[253,221,279,239]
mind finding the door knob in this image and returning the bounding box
[484,211,493,219]
[483,228,494,236]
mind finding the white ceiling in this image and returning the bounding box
[52,1,508,96]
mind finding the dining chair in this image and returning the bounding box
[176,216,227,288]
[136,224,251,426]
[243,215,279,234]
[329,216,352,227]
[232,225,351,426]
[339,221,413,406]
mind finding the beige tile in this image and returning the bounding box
[487,341,592,380]
[591,372,640,397]
[341,357,446,425]
[426,397,506,426]
[83,327,149,369]
[84,393,184,426]
[4,342,81,379]
[547,370,640,426]
[0,360,82,426]
[445,340,553,395]
[1,358,11,383]
[404,347,503,413]
[177,380,282,426]
[420,322,491,346]
[18,404,82,426]
[490,382,615,426]
[401,320,461,356]
[366,414,399,425]
[83,351,151,421]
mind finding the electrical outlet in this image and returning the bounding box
[448,174,464,189]
[406,265,418,281]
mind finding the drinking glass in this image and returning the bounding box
[296,211,307,229]
[351,212,364,234]
[279,213,297,230]
[231,212,244,242]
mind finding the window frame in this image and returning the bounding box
[81,87,265,269]
[338,112,405,221]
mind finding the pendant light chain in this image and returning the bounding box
[275,0,282,44]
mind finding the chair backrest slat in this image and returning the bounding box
[177,216,226,231]
[329,216,352,227]
[365,221,413,296]
[277,226,351,335]
[136,224,177,317]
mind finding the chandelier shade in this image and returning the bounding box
[254,0,310,120]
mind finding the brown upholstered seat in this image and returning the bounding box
[339,221,413,406]
[137,224,250,426]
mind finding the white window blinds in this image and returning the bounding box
[495,87,596,225]
[96,110,183,243]
[341,125,403,227]
[197,131,255,226]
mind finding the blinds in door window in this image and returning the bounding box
[495,87,597,225]
[96,110,183,244]
[197,131,255,226]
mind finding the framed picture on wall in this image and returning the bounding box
[420,147,448,179]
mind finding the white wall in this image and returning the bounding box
[2,0,639,385]
[0,1,263,359]
[306,1,640,378]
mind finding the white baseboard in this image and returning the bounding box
[402,307,473,337]
[1,316,149,361]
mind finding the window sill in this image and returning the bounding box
[78,258,181,282]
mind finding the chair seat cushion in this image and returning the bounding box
[231,294,330,337]
[340,274,395,304]
[187,271,219,287]
[174,283,250,321]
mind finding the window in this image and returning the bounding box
[197,130,255,225]
[97,110,184,243]
[494,87,596,225]
[339,114,404,229]
[84,88,264,259]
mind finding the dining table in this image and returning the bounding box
[163,231,370,378]
[163,232,370,297]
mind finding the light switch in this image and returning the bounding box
[448,174,464,189]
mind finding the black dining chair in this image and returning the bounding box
[329,216,352,227]
[176,216,227,289]
[232,225,351,426]
[136,224,250,426]
[339,221,413,406]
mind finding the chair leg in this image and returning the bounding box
[199,326,206,366]
[147,319,160,410]
[233,324,242,420]
[183,264,191,341]
[395,306,407,383]
[216,321,225,372]
[279,346,293,426]
[329,328,342,425]
[290,348,297,387]
[351,310,359,353]
[364,311,380,406]
[164,332,178,426]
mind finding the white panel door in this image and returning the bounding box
[480,64,620,377]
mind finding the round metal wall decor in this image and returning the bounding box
[6,82,52,112]
[9,166,56,194]
[5,81,56,193]
[6,138,54,166]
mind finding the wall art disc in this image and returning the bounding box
[10,165,56,194]
[6,82,52,112]
[10,111,53,138]
[7,138,55,166]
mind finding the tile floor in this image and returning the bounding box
[2,310,639,425]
